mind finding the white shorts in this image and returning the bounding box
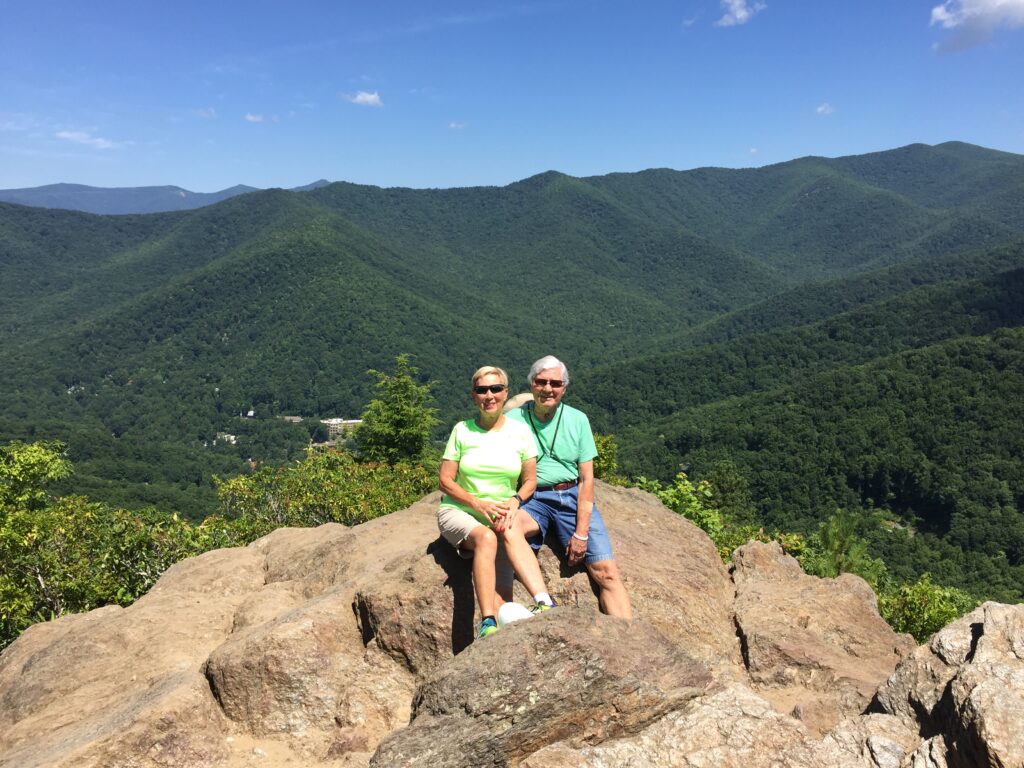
[437,506,514,591]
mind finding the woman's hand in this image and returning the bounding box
[491,496,521,533]
[474,498,509,529]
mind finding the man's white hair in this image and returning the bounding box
[527,355,569,386]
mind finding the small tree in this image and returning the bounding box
[802,508,887,588]
[0,441,71,511]
[353,354,438,464]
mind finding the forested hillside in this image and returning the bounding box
[2,141,1023,600]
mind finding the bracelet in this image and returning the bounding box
[513,493,525,506]
[572,532,589,542]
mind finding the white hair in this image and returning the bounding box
[527,355,569,386]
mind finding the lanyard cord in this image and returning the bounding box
[526,403,563,460]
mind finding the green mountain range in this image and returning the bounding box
[2,141,1023,597]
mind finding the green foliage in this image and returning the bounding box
[216,445,435,537]
[800,509,888,589]
[592,433,622,482]
[0,441,71,510]
[878,573,978,642]
[0,439,216,650]
[599,325,1024,600]
[634,471,803,561]
[637,472,724,542]
[353,355,439,464]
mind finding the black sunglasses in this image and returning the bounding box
[473,384,507,394]
[533,378,565,388]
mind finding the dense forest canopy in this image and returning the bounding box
[2,140,1023,600]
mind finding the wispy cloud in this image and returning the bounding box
[196,107,217,119]
[750,147,760,155]
[716,0,766,27]
[931,0,1024,51]
[449,121,466,130]
[244,113,265,123]
[345,90,384,107]
[816,102,835,116]
[55,130,115,149]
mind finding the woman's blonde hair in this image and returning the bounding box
[471,365,509,389]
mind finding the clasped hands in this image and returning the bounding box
[476,497,521,532]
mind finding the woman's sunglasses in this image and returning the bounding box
[533,378,565,389]
[473,384,507,394]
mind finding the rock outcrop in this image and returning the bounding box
[0,481,1020,767]
[732,541,916,734]
[874,601,1024,767]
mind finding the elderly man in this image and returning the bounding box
[505,355,633,619]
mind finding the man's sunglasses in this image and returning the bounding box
[533,378,565,389]
[473,384,507,394]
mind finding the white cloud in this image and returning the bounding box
[816,102,835,115]
[448,121,466,130]
[196,107,217,119]
[716,0,766,27]
[750,147,760,155]
[244,113,265,123]
[54,130,114,149]
[346,90,383,107]
[931,0,1024,51]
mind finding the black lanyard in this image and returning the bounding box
[525,403,563,460]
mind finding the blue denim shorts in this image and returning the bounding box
[522,485,614,565]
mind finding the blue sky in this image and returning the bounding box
[2,0,1022,191]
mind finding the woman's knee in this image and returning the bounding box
[469,526,498,553]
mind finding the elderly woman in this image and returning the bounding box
[437,366,555,638]
[505,355,633,619]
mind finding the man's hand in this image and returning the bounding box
[566,534,587,567]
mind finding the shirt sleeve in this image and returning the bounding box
[442,423,462,462]
[518,423,538,461]
[577,414,598,464]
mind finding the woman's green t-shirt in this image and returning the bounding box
[439,418,537,526]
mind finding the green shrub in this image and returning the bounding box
[215,445,435,539]
[879,573,978,642]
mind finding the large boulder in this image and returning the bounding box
[520,688,920,768]
[731,541,916,734]
[370,609,712,767]
[0,546,266,768]
[874,601,1024,768]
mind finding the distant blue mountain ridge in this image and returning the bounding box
[0,180,332,215]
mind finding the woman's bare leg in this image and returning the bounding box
[463,525,500,617]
